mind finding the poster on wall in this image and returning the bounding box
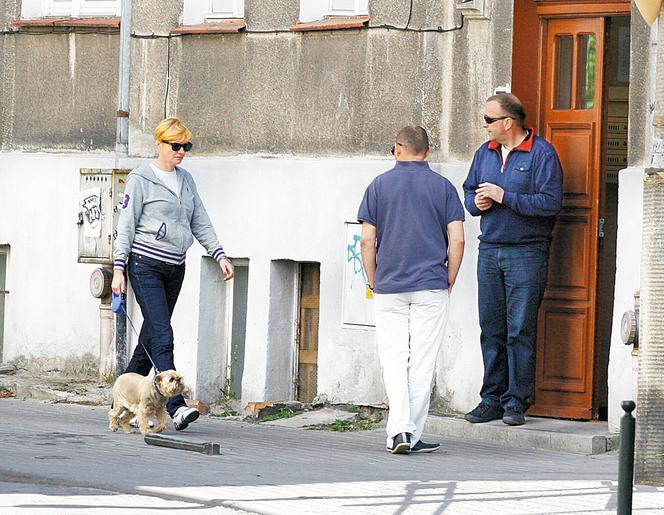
[343,222,375,327]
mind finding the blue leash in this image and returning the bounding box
[111,292,161,374]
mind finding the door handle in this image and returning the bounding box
[0,290,9,294]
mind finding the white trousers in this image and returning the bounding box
[374,289,449,447]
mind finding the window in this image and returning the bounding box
[183,0,244,25]
[20,0,120,18]
[300,0,368,23]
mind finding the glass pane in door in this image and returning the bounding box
[554,35,574,110]
[576,34,597,109]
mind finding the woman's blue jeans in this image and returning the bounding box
[126,253,186,418]
[477,242,549,412]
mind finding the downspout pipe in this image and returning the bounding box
[113,0,132,377]
[115,0,132,157]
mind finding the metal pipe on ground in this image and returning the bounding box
[144,434,221,455]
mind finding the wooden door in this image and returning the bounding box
[530,17,605,419]
[296,263,320,403]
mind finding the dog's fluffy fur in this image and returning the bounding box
[108,370,185,435]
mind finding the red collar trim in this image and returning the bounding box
[488,128,534,152]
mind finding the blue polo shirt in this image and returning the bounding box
[358,161,465,294]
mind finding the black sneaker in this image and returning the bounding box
[386,432,411,454]
[464,403,504,423]
[410,440,440,453]
[502,408,525,426]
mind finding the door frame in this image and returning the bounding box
[514,0,630,418]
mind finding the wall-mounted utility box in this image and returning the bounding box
[78,168,130,264]
[455,0,488,19]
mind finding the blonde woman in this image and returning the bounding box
[111,117,233,430]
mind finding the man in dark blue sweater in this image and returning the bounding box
[462,93,563,426]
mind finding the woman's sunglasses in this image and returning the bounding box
[163,141,193,152]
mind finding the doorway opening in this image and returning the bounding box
[511,1,630,420]
[296,263,320,403]
[196,256,249,404]
[595,15,630,420]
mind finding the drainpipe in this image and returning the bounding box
[113,0,132,376]
[115,0,132,157]
[634,169,664,485]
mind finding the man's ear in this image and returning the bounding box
[424,146,432,160]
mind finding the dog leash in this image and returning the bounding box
[111,292,161,374]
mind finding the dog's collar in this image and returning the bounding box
[153,375,164,397]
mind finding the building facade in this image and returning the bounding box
[0,0,655,433]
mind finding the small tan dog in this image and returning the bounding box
[108,370,185,435]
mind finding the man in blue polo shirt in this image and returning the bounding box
[358,126,465,454]
[463,93,563,426]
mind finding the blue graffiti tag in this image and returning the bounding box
[347,234,368,284]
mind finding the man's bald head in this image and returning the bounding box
[396,126,430,156]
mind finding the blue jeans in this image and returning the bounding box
[126,253,186,418]
[477,242,549,411]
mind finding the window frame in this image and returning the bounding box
[46,0,120,17]
[182,0,244,25]
[299,0,368,23]
[20,0,120,18]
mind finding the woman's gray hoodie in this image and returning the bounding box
[113,164,225,270]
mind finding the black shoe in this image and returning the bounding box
[464,403,504,423]
[502,408,525,426]
[410,440,440,453]
[386,432,411,454]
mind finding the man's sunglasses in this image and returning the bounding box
[163,141,193,152]
[483,115,514,125]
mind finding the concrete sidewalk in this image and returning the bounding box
[0,369,618,455]
[1,398,663,514]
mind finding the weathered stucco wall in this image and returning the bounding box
[128,0,513,161]
[1,2,512,158]
[0,0,118,151]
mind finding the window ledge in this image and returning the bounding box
[171,19,246,35]
[289,15,369,32]
[12,17,120,29]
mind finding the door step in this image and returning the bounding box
[424,415,618,455]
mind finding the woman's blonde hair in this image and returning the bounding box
[154,117,192,143]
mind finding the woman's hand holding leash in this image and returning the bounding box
[111,269,126,295]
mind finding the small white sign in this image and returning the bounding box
[342,222,375,327]
[79,187,102,238]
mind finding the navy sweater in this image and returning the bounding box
[463,132,563,247]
